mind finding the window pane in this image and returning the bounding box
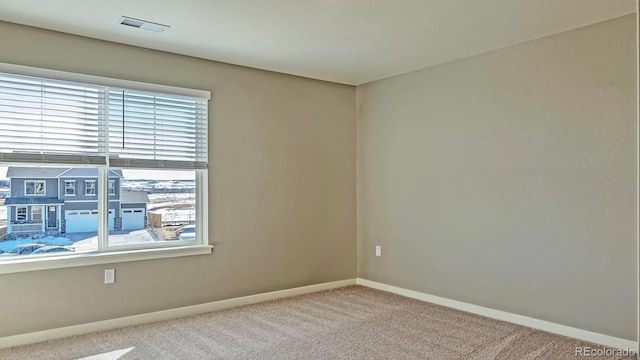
[85,180,96,195]
[0,165,98,259]
[108,169,196,246]
[31,207,42,221]
[65,181,75,195]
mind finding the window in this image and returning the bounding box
[25,180,45,195]
[16,207,27,221]
[65,180,75,195]
[111,169,195,245]
[85,180,96,196]
[0,66,210,264]
[31,206,42,221]
[108,180,116,195]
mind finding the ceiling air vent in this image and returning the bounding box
[119,16,169,33]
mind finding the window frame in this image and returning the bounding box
[16,206,27,221]
[31,206,43,222]
[24,180,46,196]
[0,62,212,272]
[108,179,116,196]
[65,180,76,196]
[85,180,96,196]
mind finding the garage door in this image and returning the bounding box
[65,210,115,233]
[122,208,146,231]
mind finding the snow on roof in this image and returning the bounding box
[121,191,150,204]
[6,167,66,178]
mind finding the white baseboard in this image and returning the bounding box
[0,278,357,349]
[356,278,638,352]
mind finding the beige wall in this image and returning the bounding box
[0,21,356,337]
[357,15,637,340]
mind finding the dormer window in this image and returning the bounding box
[25,180,45,196]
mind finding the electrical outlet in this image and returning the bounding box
[375,245,381,257]
[104,268,115,284]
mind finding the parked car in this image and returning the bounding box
[31,246,75,254]
[2,243,45,256]
[178,225,196,241]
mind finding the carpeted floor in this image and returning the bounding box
[0,286,634,359]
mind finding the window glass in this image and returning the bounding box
[108,169,196,246]
[31,207,42,221]
[0,69,208,261]
[65,181,75,195]
[85,180,96,196]
[16,207,26,221]
[0,166,98,258]
[25,181,45,195]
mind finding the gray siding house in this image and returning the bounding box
[4,167,149,235]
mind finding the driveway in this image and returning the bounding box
[67,230,156,252]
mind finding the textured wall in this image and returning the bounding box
[357,15,637,340]
[0,21,356,337]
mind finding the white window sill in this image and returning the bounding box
[0,245,213,274]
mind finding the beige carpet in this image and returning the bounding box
[0,286,634,359]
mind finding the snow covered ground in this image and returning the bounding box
[123,179,196,223]
[147,193,195,223]
[0,201,5,228]
[122,179,195,193]
[0,236,73,253]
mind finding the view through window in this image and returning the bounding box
[0,166,198,257]
[0,68,209,260]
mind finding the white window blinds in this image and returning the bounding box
[0,71,208,169]
[107,89,208,169]
[0,73,106,165]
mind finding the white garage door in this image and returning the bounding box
[122,208,146,231]
[65,210,115,233]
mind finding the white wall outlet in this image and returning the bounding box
[104,268,115,284]
[375,245,381,257]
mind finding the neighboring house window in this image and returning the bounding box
[0,67,210,265]
[25,180,45,195]
[16,207,27,221]
[85,180,96,196]
[31,207,42,222]
[65,180,76,195]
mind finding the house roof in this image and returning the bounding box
[6,167,67,178]
[59,168,123,178]
[4,197,65,206]
[6,167,123,178]
[121,191,149,204]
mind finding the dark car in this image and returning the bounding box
[31,246,75,254]
[3,243,45,256]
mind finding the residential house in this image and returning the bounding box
[4,167,149,235]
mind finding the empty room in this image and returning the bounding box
[0,1,637,359]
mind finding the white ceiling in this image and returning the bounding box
[0,0,635,85]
